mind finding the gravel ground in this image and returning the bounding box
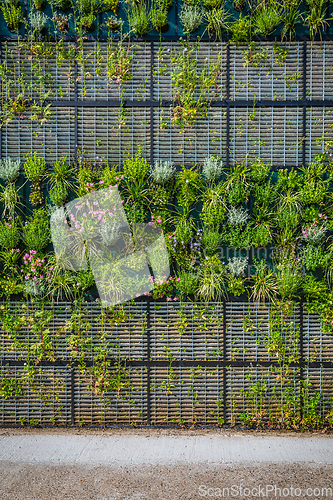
[0,428,332,500]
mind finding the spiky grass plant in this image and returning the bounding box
[205,6,230,40]
[281,0,302,40]
[49,158,73,188]
[304,0,328,41]
[196,255,227,301]
[251,259,278,304]
[0,183,22,217]
[254,3,281,36]
[128,2,150,35]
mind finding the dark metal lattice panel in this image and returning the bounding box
[77,106,151,163]
[153,107,227,165]
[150,366,224,425]
[153,42,227,101]
[229,42,303,101]
[229,106,303,166]
[150,302,224,361]
[3,42,74,102]
[307,41,333,100]
[77,41,151,101]
[0,301,72,361]
[74,366,147,426]
[306,107,333,162]
[226,302,300,362]
[0,301,333,426]
[0,365,71,426]
[1,108,75,162]
[302,368,333,420]
[303,312,333,363]
[226,366,301,426]
[76,301,147,361]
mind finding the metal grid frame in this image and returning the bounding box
[2,40,333,167]
[1,40,333,425]
[1,300,333,427]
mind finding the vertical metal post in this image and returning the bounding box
[175,0,178,37]
[223,299,227,425]
[302,41,307,168]
[150,41,154,167]
[74,44,78,166]
[226,44,230,169]
[71,367,75,426]
[0,40,2,161]
[146,299,151,426]
[299,299,304,420]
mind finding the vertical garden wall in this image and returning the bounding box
[1,0,333,427]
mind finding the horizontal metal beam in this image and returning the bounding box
[50,99,333,108]
[3,359,333,368]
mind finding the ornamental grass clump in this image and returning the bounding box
[254,2,281,36]
[251,259,278,304]
[128,2,150,35]
[196,254,227,301]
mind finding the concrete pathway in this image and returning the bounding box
[1,433,333,466]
